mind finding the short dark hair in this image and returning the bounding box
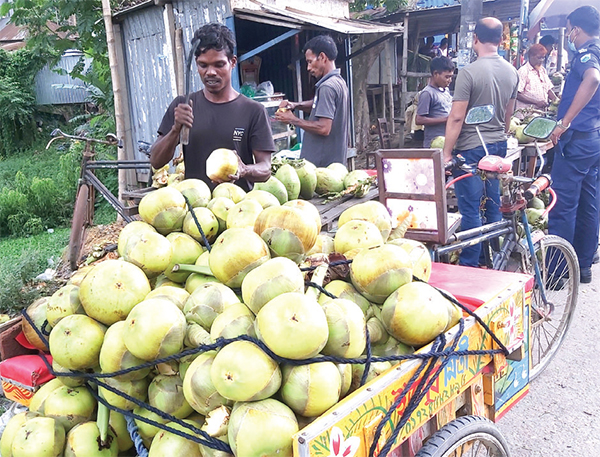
[193,23,236,59]
[430,56,454,74]
[440,38,448,47]
[539,35,556,47]
[303,35,338,60]
[474,19,503,45]
[426,36,435,44]
[568,6,600,36]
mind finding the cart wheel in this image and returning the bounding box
[415,415,510,457]
[526,235,578,381]
[68,185,91,270]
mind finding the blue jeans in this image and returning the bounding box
[453,141,507,267]
[548,130,600,269]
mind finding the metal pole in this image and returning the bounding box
[457,0,483,69]
[557,27,566,73]
[517,0,530,68]
[345,36,356,148]
[400,13,409,138]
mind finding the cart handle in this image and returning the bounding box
[46,129,122,149]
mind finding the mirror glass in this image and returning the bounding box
[523,117,557,140]
[465,105,495,125]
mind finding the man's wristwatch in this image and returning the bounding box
[557,119,571,130]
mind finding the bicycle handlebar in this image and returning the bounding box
[46,129,121,150]
[523,174,552,201]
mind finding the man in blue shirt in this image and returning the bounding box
[549,5,600,284]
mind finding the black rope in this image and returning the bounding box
[87,379,232,453]
[360,322,372,387]
[300,258,353,272]
[305,281,337,299]
[183,195,212,251]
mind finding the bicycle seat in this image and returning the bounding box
[478,155,513,173]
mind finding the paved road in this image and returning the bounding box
[498,261,600,455]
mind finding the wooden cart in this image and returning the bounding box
[292,263,533,457]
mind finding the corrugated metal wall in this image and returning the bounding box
[416,0,460,9]
[121,5,176,157]
[35,52,92,105]
[120,0,232,162]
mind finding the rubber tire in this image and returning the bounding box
[415,415,510,457]
[68,185,91,270]
[525,234,579,381]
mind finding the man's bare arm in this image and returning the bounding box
[442,100,469,162]
[227,150,272,183]
[504,98,516,133]
[415,115,448,126]
[150,102,193,169]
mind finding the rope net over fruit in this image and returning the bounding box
[22,265,509,457]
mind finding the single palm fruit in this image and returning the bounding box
[337,363,353,398]
[182,207,219,245]
[255,292,329,360]
[183,282,240,330]
[122,298,186,361]
[241,257,304,314]
[118,221,157,257]
[99,321,151,381]
[0,411,41,457]
[46,284,84,327]
[79,259,151,325]
[175,178,211,208]
[296,160,318,199]
[206,148,238,182]
[10,417,65,457]
[145,286,190,310]
[280,362,341,417]
[321,299,366,358]
[350,361,393,393]
[99,377,149,411]
[138,186,187,235]
[430,136,445,149]
[228,399,298,457]
[123,230,173,278]
[386,237,432,282]
[283,199,322,232]
[254,205,318,264]
[254,176,289,205]
[275,163,301,200]
[209,228,270,288]
[317,280,370,315]
[350,244,413,304]
[334,219,383,255]
[315,167,344,195]
[207,196,235,233]
[306,234,335,255]
[226,199,263,230]
[148,374,194,419]
[244,189,280,208]
[183,351,233,415]
[164,232,203,283]
[381,282,451,347]
[343,169,370,189]
[22,297,51,351]
[210,302,256,341]
[210,341,281,402]
[338,201,393,241]
[327,162,349,180]
[212,182,246,203]
[49,314,106,371]
[63,421,119,457]
[29,378,64,414]
[147,420,203,457]
[43,386,96,432]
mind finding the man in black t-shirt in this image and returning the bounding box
[151,23,275,191]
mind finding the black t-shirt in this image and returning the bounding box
[157,90,276,191]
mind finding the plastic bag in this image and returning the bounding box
[240,82,257,98]
[256,81,274,97]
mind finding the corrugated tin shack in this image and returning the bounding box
[0,17,91,105]
[110,0,402,181]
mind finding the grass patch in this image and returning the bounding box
[0,228,70,315]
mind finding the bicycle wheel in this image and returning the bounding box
[415,415,510,457]
[522,234,579,381]
[68,185,91,270]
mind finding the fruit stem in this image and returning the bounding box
[306,263,328,301]
[97,394,110,447]
[172,263,214,276]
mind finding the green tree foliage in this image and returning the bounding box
[349,0,407,13]
[0,49,44,156]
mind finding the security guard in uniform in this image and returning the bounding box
[549,5,600,284]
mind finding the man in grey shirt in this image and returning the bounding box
[442,17,519,267]
[416,56,455,147]
[275,35,349,167]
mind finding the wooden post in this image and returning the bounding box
[400,13,409,139]
[112,22,137,185]
[163,3,178,97]
[101,0,127,200]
